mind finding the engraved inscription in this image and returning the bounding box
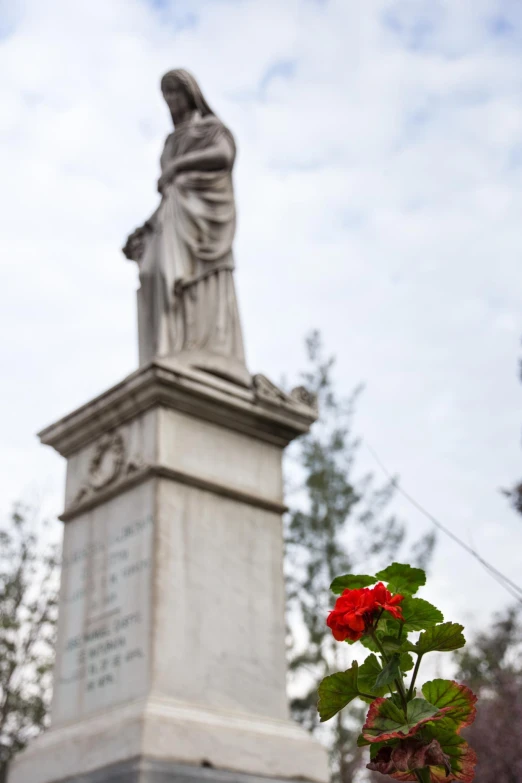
[53,512,153,721]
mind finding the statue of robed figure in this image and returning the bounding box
[123,69,249,387]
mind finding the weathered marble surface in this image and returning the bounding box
[8,361,327,783]
[52,485,153,726]
[47,758,316,783]
[123,70,248,387]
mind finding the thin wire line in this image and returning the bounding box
[364,441,522,605]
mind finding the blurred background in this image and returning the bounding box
[1,1,521,781]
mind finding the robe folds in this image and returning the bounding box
[137,113,246,383]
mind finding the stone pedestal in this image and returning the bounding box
[8,358,328,783]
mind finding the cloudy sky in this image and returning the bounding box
[1,0,521,629]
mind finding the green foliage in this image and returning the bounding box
[317,663,361,722]
[375,654,402,690]
[421,679,476,732]
[417,724,477,781]
[357,654,390,700]
[399,652,414,673]
[408,623,466,655]
[399,597,444,631]
[0,505,58,778]
[362,698,440,742]
[285,334,437,783]
[317,554,478,782]
[359,600,444,659]
[374,562,426,595]
[285,333,406,735]
[330,574,376,594]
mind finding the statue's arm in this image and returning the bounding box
[122,204,161,262]
[175,134,235,173]
[158,133,234,193]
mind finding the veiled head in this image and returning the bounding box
[161,69,214,125]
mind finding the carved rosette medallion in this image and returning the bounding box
[88,432,125,490]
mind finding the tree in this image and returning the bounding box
[455,607,522,783]
[504,344,522,514]
[284,332,435,783]
[0,505,59,781]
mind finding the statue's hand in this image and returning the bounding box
[122,225,148,262]
[157,162,177,194]
[173,278,185,298]
[157,174,167,194]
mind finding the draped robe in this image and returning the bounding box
[137,112,247,385]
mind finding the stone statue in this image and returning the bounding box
[123,69,249,386]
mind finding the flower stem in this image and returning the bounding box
[371,632,409,713]
[359,690,379,701]
[371,632,389,664]
[394,677,409,714]
[374,608,385,632]
[407,654,424,700]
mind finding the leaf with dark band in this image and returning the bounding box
[362,697,447,743]
[422,680,477,732]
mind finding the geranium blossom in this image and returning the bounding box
[326,582,404,642]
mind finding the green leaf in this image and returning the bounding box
[362,697,441,742]
[360,634,381,653]
[330,574,377,594]
[375,563,426,595]
[399,652,414,673]
[400,596,444,631]
[318,662,360,721]
[358,654,389,699]
[406,698,441,729]
[422,679,477,732]
[410,623,466,655]
[358,653,413,702]
[357,733,370,748]
[375,653,401,689]
[389,692,406,709]
[380,634,403,653]
[363,697,407,741]
[414,768,431,783]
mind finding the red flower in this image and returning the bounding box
[372,582,404,621]
[326,587,375,641]
[326,582,404,642]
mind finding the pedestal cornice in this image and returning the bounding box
[38,358,317,457]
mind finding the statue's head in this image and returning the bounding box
[161,69,214,125]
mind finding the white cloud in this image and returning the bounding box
[1,0,521,625]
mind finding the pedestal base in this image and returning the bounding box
[8,361,327,783]
[43,758,315,783]
[8,697,327,783]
